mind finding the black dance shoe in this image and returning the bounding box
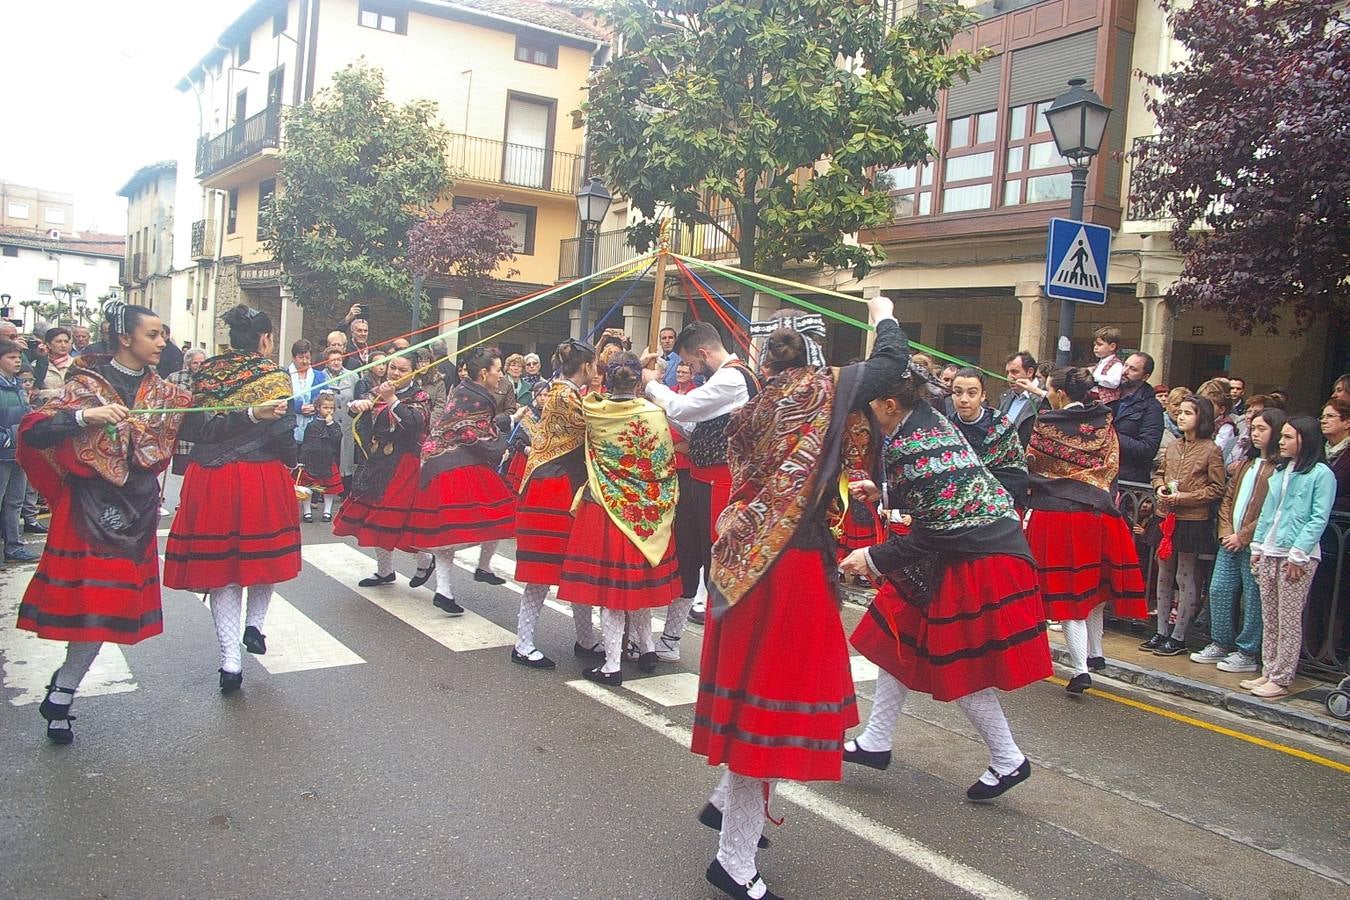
[511,648,557,669]
[843,740,892,771]
[409,557,436,589]
[705,860,781,900]
[637,651,658,673]
[698,803,771,848]
[302,512,314,523]
[1086,655,1107,671]
[242,625,267,655]
[219,669,243,694]
[358,572,396,587]
[473,568,506,586]
[38,670,75,745]
[432,593,464,616]
[1153,637,1188,657]
[965,757,1031,801]
[1065,672,1091,694]
[573,641,606,660]
[582,666,623,687]
[321,512,332,523]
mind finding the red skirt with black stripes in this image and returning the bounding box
[850,554,1052,702]
[504,450,528,494]
[163,460,301,592]
[1024,509,1149,621]
[17,490,163,644]
[837,499,885,557]
[332,454,419,551]
[692,548,858,782]
[402,464,517,551]
[557,498,681,610]
[296,463,343,494]
[514,472,579,586]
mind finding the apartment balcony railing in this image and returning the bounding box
[196,104,282,180]
[558,227,635,281]
[449,133,582,195]
[558,215,742,281]
[1126,135,1170,221]
[667,213,740,263]
[130,252,146,282]
[191,219,217,260]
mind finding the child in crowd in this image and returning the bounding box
[297,393,345,523]
[1089,326,1123,404]
[1245,416,1336,698]
[0,339,37,563]
[1142,394,1226,657]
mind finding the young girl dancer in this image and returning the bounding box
[164,305,300,693]
[558,353,681,683]
[19,302,190,742]
[297,392,345,523]
[1024,367,1148,693]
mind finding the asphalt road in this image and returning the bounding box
[1,522,1347,900]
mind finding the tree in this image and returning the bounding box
[1129,0,1349,335]
[267,62,451,327]
[407,199,521,297]
[582,0,984,281]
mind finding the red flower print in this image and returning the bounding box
[623,504,642,521]
[637,458,652,471]
[1078,424,1096,436]
[644,506,660,521]
[645,483,661,500]
[620,454,637,468]
[940,482,957,500]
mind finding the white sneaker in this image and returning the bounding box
[655,634,681,662]
[1189,643,1228,664]
[1217,652,1259,673]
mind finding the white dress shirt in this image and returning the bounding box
[646,354,749,425]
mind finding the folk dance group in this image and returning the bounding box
[18,296,1153,900]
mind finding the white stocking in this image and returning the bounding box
[322,493,335,515]
[245,584,273,630]
[375,548,395,578]
[849,670,908,753]
[516,583,549,655]
[210,583,245,674]
[477,540,499,571]
[1086,604,1105,658]
[574,604,598,648]
[1063,618,1089,675]
[600,608,625,673]
[432,549,457,597]
[717,773,768,887]
[708,768,733,812]
[52,641,103,700]
[663,595,696,641]
[955,688,1025,782]
[629,608,654,654]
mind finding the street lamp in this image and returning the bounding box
[1045,78,1111,365]
[51,285,72,325]
[575,176,612,338]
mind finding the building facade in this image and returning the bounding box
[0,225,124,334]
[175,0,607,359]
[117,161,179,323]
[0,182,75,233]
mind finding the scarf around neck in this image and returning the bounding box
[521,379,585,485]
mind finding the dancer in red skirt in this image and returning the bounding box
[332,354,436,595]
[296,391,344,523]
[694,301,908,900]
[408,347,522,617]
[947,367,1028,505]
[836,407,886,580]
[840,362,1052,802]
[558,353,681,682]
[164,305,300,693]
[18,302,189,743]
[511,339,603,664]
[1025,366,1148,693]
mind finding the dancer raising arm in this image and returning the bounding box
[19,302,190,743]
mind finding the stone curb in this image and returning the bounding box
[1048,645,1350,746]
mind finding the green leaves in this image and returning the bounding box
[584,0,980,278]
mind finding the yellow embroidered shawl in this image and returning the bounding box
[521,380,585,485]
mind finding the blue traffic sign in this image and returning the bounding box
[1045,217,1112,305]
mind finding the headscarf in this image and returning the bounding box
[749,312,827,368]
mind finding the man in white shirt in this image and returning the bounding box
[643,322,758,644]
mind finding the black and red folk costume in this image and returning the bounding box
[1024,402,1147,687]
[949,405,1029,506]
[297,417,345,495]
[838,408,887,560]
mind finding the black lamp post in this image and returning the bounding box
[575,176,612,339]
[1045,78,1111,366]
[51,285,72,326]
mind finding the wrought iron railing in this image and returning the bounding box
[667,213,739,261]
[196,104,282,179]
[1116,479,1349,679]
[558,227,634,281]
[190,219,217,260]
[448,133,582,195]
[1126,135,1170,222]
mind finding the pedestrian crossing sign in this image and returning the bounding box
[1045,217,1111,305]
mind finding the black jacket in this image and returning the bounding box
[1110,382,1164,485]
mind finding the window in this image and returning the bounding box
[1,247,16,257]
[939,325,983,365]
[226,188,239,234]
[453,197,536,254]
[273,8,288,35]
[38,279,53,294]
[941,184,992,213]
[43,207,66,225]
[267,65,285,108]
[235,89,248,127]
[257,180,276,240]
[72,283,86,298]
[1003,100,1072,207]
[237,35,250,65]
[515,37,558,67]
[878,122,936,221]
[358,2,407,33]
[504,94,556,189]
[900,322,922,342]
[7,201,30,219]
[940,109,997,214]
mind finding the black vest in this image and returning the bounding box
[688,361,760,468]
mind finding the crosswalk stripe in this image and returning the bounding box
[304,543,516,652]
[248,595,366,674]
[622,671,700,707]
[0,570,137,706]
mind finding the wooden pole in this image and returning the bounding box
[646,249,669,355]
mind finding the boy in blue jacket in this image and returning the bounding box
[0,339,37,562]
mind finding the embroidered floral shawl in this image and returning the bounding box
[521,379,585,485]
[580,394,678,565]
[711,365,836,609]
[192,350,293,407]
[420,380,504,484]
[883,404,1014,532]
[1025,402,1121,513]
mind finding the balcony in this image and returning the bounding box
[191,219,218,260]
[449,133,582,195]
[130,252,147,282]
[557,214,740,280]
[1126,135,1169,222]
[196,105,281,181]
